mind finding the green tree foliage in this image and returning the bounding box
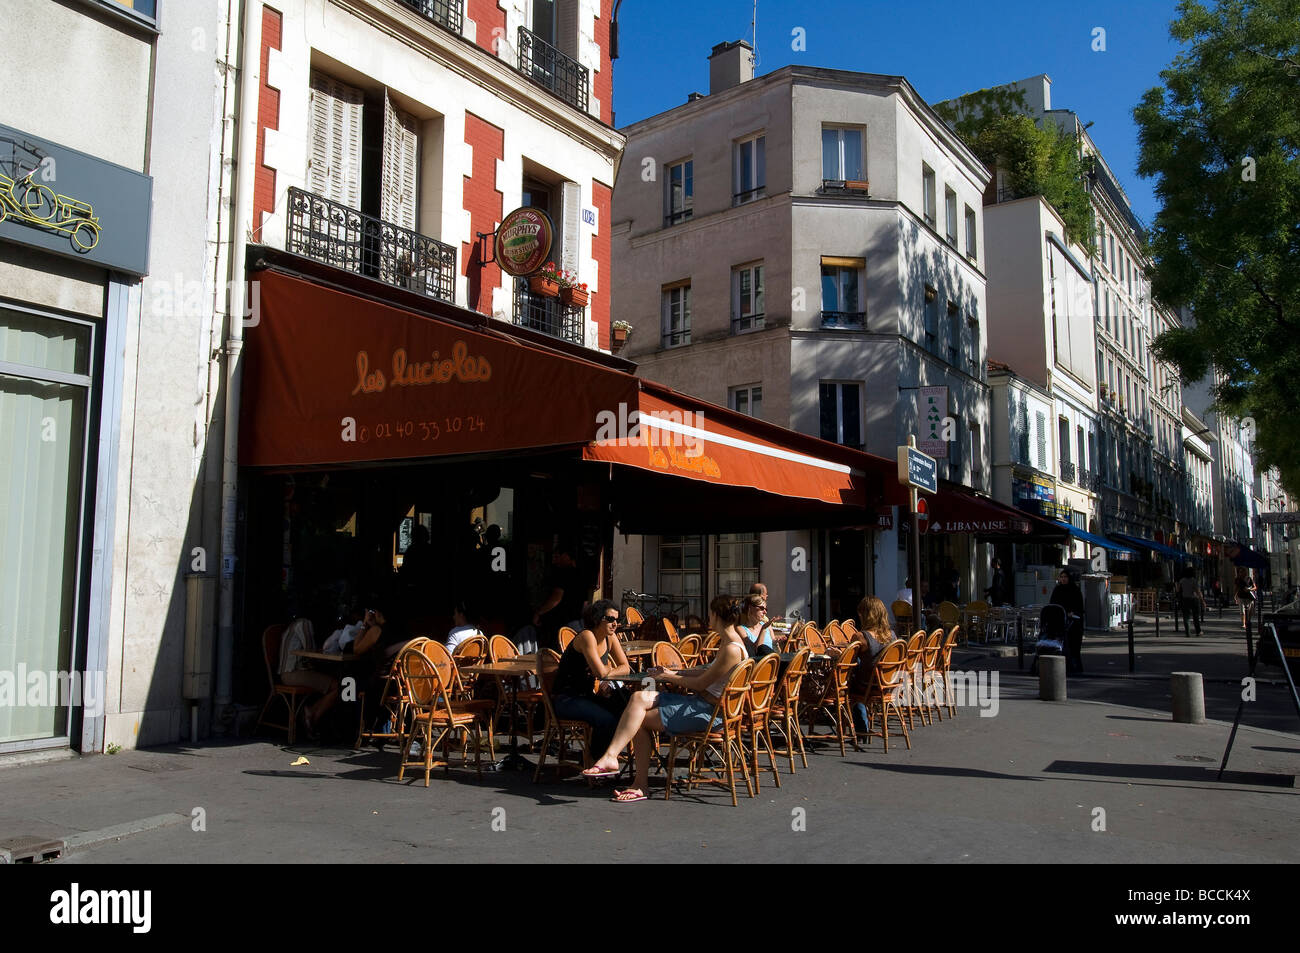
[936,90,1095,252]
[1135,0,1300,493]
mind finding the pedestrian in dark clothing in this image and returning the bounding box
[985,558,1007,605]
[1050,569,1086,673]
[1177,567,1204,636]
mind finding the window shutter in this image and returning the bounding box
[307,72,363,209]
[556,0,579,60]
[1036,411,1047,471]
[381,92,418,230]
[561,180,581,274]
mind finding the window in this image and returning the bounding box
[944,187,958,246]
[1109,235,1116,270]
[966,313,980,376]
[923,285,938,351]
[1077,425,1086,474]
[965,206,977,260]
[665,159,693,225]
[96,0,157,25]
[821,126,864,183]
[731,263,765,333]
[662,283,691,347]
[1098,221,1106,267]
[819,382,862,449]
[659,535,703,620]
[715,533,761,596]
[1059,417,1071,467]
[946,301,960,365]
[734,135,766,204]
[307,72,365,209]
[922,164,936,227]
[1036,411,1048,471]
[729,384,763,419]
[820,259,863,326]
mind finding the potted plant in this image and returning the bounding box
[610,320,631,348]
[561,277,589,307]
[529,261,561,298]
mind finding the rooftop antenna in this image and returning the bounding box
[751,0,760,69]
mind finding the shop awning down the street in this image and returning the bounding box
[239,260,903,530]
[1051,521,1137,559]
[921,487,1070,542]
[1112,532,1187,561]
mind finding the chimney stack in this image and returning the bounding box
[709,40,754,95]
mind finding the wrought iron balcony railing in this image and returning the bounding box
[513,278,584,344]
[395,0,462,34]
[518,27,589,112]
[1059,460,1076,483]
[820,310,866,330]
[286,188,457,304]
[731,313,765,335]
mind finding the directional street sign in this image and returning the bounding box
[897,444,938,494]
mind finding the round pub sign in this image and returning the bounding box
[495,207,554,277]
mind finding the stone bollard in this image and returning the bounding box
[1038,655,1067,701]
[1171,671,1206,724]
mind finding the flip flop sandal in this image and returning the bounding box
[610,789,647,803]
[581,766,620,778]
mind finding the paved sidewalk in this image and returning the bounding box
[0,657,1294,864]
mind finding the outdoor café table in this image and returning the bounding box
[292,650,357,663]
[620,640,660,671]
[467,657,538,772]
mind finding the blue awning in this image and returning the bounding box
[1112,532,1187,561]
[1052,521,1137,556]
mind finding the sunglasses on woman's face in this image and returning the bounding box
[604,616,620,624]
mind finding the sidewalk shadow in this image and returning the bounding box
[1044,760,1295,789]
[850,762,1033,782]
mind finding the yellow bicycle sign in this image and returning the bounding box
[0,168,101,251]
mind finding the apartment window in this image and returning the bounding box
[966,313,980,376]
[662,283,691,347]
[1110,235,1116,270]
[821,126,864,183]
[1059,417,1071,467]
[944,188,958,246]
[819,382,862,450]
[730,384,763,419]
[1088,433,1096,479]
[946,301,960,366]
[659,535,703,619]
[715,533,761,597]
[821,259,863,327]
[1036,411,1048,471]
[734,134,766,204]
[1077,425,1086,474]
[731,263,765,333]
[97,0,158,25]
[922,164,936,227]
[1098,221,1106,267]
[965,206,977,260]
[923,285,938,351]
[665,159,693,225]
[971,422,983,478]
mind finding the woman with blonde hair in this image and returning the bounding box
[850,595,896,731]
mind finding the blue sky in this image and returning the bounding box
[611,0,1187,226]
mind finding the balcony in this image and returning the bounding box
[820,310,866,330]
[285,187,456,304]
[731,313,765,335]
[817,179,870,196]
[1077,468,1090,489]
[1060,460,1076,484]
[518,27,589,112]
[394,0,462,35]
[513,278,584,345]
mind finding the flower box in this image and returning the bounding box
[561,286,589,307]
[529,275,560,298]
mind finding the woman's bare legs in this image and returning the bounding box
[589,690,658,773]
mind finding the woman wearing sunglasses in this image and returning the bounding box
[582,594,747,802]
[551,599,632,758]
[738,592,778,658]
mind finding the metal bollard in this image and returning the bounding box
[1038,654,1067,701]
[1170,671,1206,723]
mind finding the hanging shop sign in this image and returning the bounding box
[917,386,948,459]
[0,123,152,275]
[494,206,554,277]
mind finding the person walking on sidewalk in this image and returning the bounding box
[1177,566,1205,636]
[1235,567,1258,631]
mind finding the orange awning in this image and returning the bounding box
[239,258,901,527]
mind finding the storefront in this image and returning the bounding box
[0,124,152,752]
[232,251,901,708]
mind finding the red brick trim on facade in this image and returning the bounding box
[253,6,282,237]
[462,112,505,315]
[591,179,612,349]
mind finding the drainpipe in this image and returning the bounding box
[214,0,262,730]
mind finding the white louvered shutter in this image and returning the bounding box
[307,71,363,209]
[560,180,581,274]
[381,92,419,230]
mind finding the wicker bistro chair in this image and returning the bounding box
[698,631,723,665]
[741,653,783,791]
[665,659,755,807]
[532,649,593,781]
[676,634,703,667]
[902,631,928,729]
[486,635,541,745]
[653,642,686,669]
[920,629,946,723]
[938,602,962,643]
[891,601,914,638]
[661,616,680,644]
[840,619,859,637]
[801,623,826,653]
[625,606,645,630]
[823,621,850,648]
[805,639,865,756]
[938,625,961,718]
[397,646,493,785]
[770,647,810,772]
[557,627,578,652]
[255,624,311,744]
[963,600,990,645]
[862,640,912,752]
[355,636,431,750]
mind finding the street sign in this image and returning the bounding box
[1260,512,1300,524]
[897,444,938,494]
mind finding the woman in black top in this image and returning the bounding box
[1050,569,1086,673]
[551,599,632,757]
